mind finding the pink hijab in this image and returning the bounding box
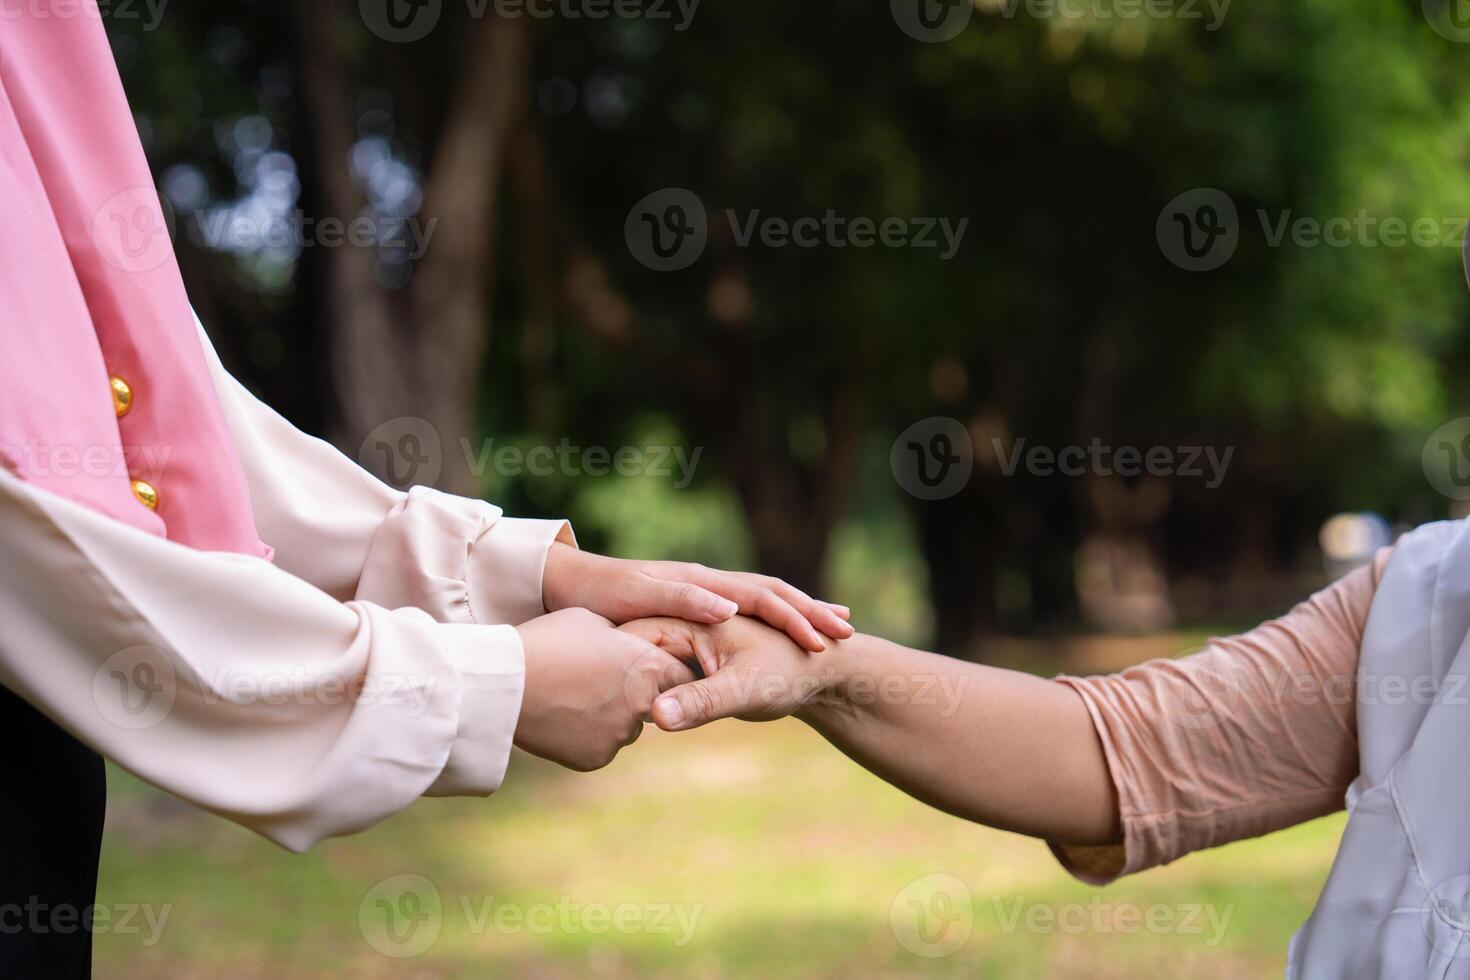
[0,4,270,558]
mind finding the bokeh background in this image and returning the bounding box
[94,0,1470,975]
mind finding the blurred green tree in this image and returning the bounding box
[112,0,1470,655]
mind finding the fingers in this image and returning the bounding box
[617,618,692,654]
[622,639,700,722]
[617,619,716,674]
[652,670,744,732]
[636,576,740,624]
[752,589,827,652]
[678,568,853,652]
[774,586,853,639]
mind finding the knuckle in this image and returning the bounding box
[691,683,722,718]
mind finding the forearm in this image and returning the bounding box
[798,634,1121,846]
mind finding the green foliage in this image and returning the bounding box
[110,0,1470,636]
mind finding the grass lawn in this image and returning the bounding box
[95,710,1341,978]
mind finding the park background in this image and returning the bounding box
[93,0,1470,975]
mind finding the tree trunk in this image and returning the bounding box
[725,386,861,595]
[409,14,532,495]
[293,7,531,496]
[293,2,409,457]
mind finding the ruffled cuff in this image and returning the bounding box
[466,516,576,626]
[425,623,525,797]
[355,486,573,628]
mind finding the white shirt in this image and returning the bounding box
[0,318,570,852]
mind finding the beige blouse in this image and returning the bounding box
[0,318,570,852]
[1052,549,1389,883]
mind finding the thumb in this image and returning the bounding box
[652,669,746,732]
[635,576,739,624]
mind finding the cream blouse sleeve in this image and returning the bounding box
[0,314,578,853]
[0,466,524,853]
[192,313,574,627]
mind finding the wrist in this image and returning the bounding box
[796,633,870,726]
[541,542,581,612]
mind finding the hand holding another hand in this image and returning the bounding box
[618,616,852,732]
[543,543,853,652]
[513,608,695,772]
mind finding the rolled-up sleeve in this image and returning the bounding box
[0,467,522,851]
[1048,552,1386,883]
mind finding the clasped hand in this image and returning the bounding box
[512,545,851,772]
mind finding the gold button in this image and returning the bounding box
[110,375,134,418]
[131,479,159,511]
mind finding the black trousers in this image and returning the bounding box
[0,684,106,979]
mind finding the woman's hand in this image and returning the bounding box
[542,543,852,652]
[618,615,848,729]
[514,608,695,771]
